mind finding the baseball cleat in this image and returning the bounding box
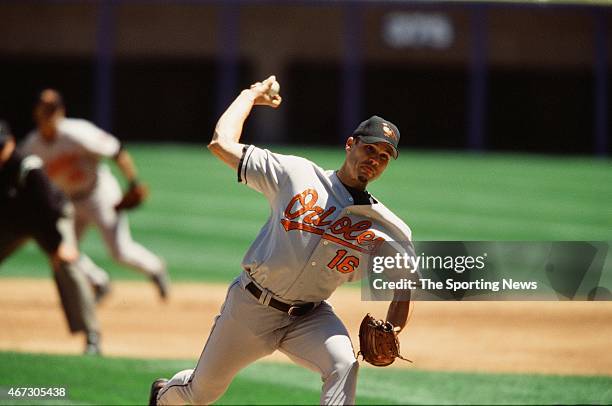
[151,272,170,300]
[93,282,112,304]
[84,331,102,356]
[83,342,101,356]
[148,378,168,406]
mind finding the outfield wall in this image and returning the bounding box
[0,1,610,155]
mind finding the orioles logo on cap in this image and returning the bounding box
[381,122,398,142]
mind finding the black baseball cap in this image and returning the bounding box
[352,115,400,159]
[0,120,11,148]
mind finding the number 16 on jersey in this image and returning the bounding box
[327,249,360,274]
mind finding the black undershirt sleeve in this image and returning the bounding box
[237,145,250,183]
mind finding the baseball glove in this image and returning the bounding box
[357,313,411,367]
[115,181,148,211]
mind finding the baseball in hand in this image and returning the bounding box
[268,81,280,97]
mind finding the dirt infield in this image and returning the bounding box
[1,277,611,376]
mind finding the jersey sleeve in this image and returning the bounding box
[69,120,121,158]
[376,239,419,301]
[237,145,291,197]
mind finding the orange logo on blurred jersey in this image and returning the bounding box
[46,153,85,183]
[382,123,398,141]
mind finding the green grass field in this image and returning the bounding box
[1,144,610,282]
[0,352,610,405]
[1,145,611,405]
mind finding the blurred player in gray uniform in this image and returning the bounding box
[21,89,169,299]
[150,76,412,405]
[0,120,101,354]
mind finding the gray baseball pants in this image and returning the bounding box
[73,168,165,283]
[157,273,359,405]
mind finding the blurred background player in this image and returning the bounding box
[0,119,101,354]
[21,89,170,300]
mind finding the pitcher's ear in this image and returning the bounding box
[346,136,357,151]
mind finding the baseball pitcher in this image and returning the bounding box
[150,76,413,405]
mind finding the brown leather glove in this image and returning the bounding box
[358,313,411,367]
[115,181,148,211]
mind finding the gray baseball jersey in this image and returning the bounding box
[21,118,120,199]
[240,145,413,303]
[20,117,166,288]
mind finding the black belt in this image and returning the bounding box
[245,282,316,317]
